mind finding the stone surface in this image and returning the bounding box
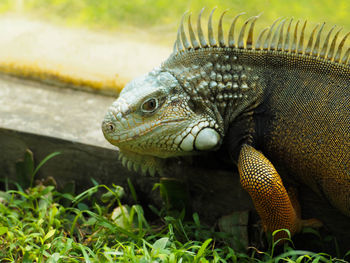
[0,74,114,148]
[0,127,160,208]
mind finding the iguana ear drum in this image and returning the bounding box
[194,128,221,151]
[179,127,220,152]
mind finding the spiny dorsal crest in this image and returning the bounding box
[173,8,350,65]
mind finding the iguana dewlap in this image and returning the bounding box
[102,9,350,239]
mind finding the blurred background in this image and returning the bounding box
[0,0,349,93]
[1,0,349,32]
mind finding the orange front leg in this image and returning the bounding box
[238,144,301,241]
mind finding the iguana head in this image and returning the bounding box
[102,68,223,175]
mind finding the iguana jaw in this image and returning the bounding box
[102,106,222,158]
[103,109,187,145]
[103,103,222,175]
[117,148,166,176]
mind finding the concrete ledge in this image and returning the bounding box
[0,127,160,207]
[0,74,115,148]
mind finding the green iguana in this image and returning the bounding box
[102,9,350,239]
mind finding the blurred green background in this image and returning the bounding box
[0,0,349,93]
[0,0,349,33]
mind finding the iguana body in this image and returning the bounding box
[102,10,350,238]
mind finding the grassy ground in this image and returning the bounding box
[2,183,345,262]
[0,151,349,262]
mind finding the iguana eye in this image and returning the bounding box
[141,98,158,112]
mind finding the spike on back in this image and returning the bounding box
[328,28,342,60]
[312,22,325,57]
[341,48,350,64]
[305,24,319,55]
[173,9,350,67]
[277,19,287,51]
[208,8,218,47]
[270,19,286,51]
[246,16,259,49]
[228,12,246,48]
[238,16,256,49]
[218,10,228,47]
[320,25,336,58]
[255,27,269,50]
[180,12,191,50]
[188,14,200,49]
[264,18,281,50]
[284,18,293,52]
[335,32,350,62]
[298,21,307,54]
[197,8,208,48]
[291,20,300,53]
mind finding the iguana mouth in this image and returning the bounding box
[103,116,188,144]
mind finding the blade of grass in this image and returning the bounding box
[30,152,61,187]
[194,238,212,262]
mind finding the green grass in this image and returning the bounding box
[1,182,344,262]
[0,150,349,262]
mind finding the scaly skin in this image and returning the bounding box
[102,10,350,240]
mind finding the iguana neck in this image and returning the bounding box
[162,49,266,134]
[163,46,350,133]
